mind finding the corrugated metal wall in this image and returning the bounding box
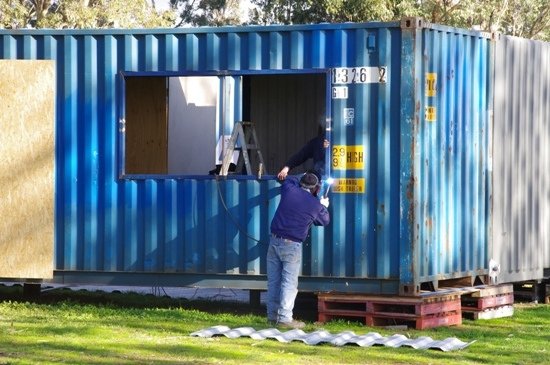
[420,25,492,283]
[322,25,403,285]
[492,35,550,283]
[399,21,492,292]
[0,22,496,294]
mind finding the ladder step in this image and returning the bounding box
[220,121,266,176]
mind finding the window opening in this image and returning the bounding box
[121,72,328,179]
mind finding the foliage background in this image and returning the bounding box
[0,0,548,41]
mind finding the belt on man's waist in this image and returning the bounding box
[271,233,299,243]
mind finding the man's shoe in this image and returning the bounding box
[277,320,305,329]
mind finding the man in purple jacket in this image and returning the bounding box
[267,172,330,329]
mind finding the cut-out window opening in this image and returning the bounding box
[120,71,329,179]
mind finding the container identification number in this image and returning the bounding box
[332,67,387,84]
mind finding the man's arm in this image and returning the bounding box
[313,206,330,226]
[285,138,316,169]
[277,137,317,179]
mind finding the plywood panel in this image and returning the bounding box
[125,77,168,174]
[0,60,55,279]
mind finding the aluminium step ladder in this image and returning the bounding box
[220,121,267,176]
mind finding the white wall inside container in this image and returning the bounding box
[168,76,219,175]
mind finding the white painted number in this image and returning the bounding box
[332,86,349,99]
[332,67,387,84]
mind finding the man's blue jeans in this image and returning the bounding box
[266,235,302,323]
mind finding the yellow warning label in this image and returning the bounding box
[332,178,366,194]
[425,106,436,122]
[332,145,364,170]
[426,73,437,97]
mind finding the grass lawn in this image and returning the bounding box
[0,284,548,364]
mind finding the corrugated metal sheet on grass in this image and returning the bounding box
[492,35,550,283]
[190,326,474,351]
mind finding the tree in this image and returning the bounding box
[247,0,418,25]
[0,0,176,29]
[408,0,550,40]
[247,0,300,24]
[1,0,547,40]
[171,0,242,27]
[497,0,550,40]
[247,0,550,41]
[309,0,395,23]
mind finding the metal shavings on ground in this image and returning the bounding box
[190,326,475,352]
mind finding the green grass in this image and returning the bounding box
[0,285,548,364]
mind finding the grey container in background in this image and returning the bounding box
[492,35,550,283]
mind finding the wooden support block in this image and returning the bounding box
[470,284,514,298]
[415,312,462,330]
[417,299,462,315]
[462,305,514,320]
[364,311,462,330]
[462,293,514,310]
[367,298,461,316]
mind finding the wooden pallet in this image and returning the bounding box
[462,293,514,310]
[317,293,462,330]
[401,274,487,295]
[463,305,514,320]
[461,284,514,320]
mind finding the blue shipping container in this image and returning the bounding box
[0,18,493,295]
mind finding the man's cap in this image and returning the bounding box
[300,172,320,189]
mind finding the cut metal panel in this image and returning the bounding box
[492,35,550,283]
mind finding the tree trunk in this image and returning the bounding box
[33,0,50,23]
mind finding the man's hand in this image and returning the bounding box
[323,139,329,148]
[277,166,290,180]
[320,197,329,208]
